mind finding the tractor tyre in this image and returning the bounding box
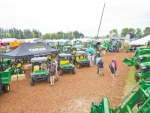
[76,63,81,68]
[59,69,63,76]
[2,83,10,93]
[30,78,34,86]
[137,99,144,108]
[10,63,16,68]
[87,62,90,67]
[47,76,50,83]
[134,71,140,82]
[134,62,139,70]
[72,68,75,74]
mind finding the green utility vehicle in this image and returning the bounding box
[73,51,90,68]
[134,54,150,70]
[0,70,11,93]
[65,41,72,46]
[91,75,150,113]
[58,41,65,52]
[134,62,150,82]
[47,42,56,48]
[30,57,50,86]
[57,53,75,75]
[63,46,72,54]
[122,49,150,66]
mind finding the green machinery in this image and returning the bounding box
[65,40,72,46]
[134,62,150,82]
[91,75,150,113]
[47,42,56,49]
[63,46,72,54]
[30,57,50,86]
[122,48,150,66]
[0,69,11,93]
[58,41,65,52]
[57,53,75,75]
[134,54,150,70]
[72,51,90,68]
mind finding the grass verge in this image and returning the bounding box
[124,66,137,95]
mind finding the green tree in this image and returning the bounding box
[109,29,118,38]
[135,28,142,38]
[143,27,150,37]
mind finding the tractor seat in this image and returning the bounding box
[80,55,83,59]
[34,65,40,71]
[60,60,69,65]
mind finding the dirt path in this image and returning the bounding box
[0,51,133,113]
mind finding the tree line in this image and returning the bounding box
[43,31,84,40]
[107,27,150,39]
[0,26,150,39]
[0,28,42,39]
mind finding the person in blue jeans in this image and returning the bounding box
[94,52,97,65]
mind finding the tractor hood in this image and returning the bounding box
[60,63,73,68]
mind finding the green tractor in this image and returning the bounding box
[0,69,11,93]
[72,51,90,68]
[122,49,150,66]
[5,61,25,75]
[58,41,66,52]
[134,54,150,70]
[57,53,75,75]
[65,40,72,46]
[91,74,150,113]
[30,57,50,86]
[1,58,12,71]
[134,62,150,82]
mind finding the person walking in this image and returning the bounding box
[114,58,118,76]
[96,53,101,74]
[97,58,104,76]
[53,60,58,81]
[109,60,115,79]
[87,53,92,66]
[93,52,97,65]
[48,61,56,86]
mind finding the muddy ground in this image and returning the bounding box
[0,51,133,113]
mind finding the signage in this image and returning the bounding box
[29,46,46,52]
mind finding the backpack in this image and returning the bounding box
[109,63,112,68]
[49,64,56,73]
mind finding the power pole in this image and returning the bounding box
[96,3,105,39]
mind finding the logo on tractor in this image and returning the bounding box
[29,46,46,52]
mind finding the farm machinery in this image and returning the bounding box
[72,51,90,68]
[30,57,50,86]
[91,72,150,113]
[57,53,75,75]
[0,70,11,93]
[122,48,150,66]
[134,54,150,70]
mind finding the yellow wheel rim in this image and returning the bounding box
[47,55,51,59]
[17,63,21,68]
[22,70,25,74]
[7,85,10,91]
[12,64,15,68]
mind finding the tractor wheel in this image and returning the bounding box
[17,62,22,68]
[47,76,50,83]
[137,99,144,108]
[87,62,90,67]
[76,63,81,68]
[134,71,140,82]
[30,78,34,86]
[2,83,10,93]
[134,62,139,70]
[59,69,63,75]
[72,68,75,74]
[11,63,16,68]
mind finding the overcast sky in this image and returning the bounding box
[0,0,150,37]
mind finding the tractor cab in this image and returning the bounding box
[65,41,72,46]
[73,51,90,68]
[47,42,55,48]
[57,53,75,75]
[134,54,150,70]
[30,57,50,86]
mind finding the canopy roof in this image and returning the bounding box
[0,42,60,58]
[129,35,150,46]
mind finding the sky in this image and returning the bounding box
[0,0,150,37]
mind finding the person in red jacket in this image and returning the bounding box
[114,58,118,76]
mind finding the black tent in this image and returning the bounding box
[0,42,60,58]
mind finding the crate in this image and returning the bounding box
[11,75,17,81]
[18,74,26,80]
